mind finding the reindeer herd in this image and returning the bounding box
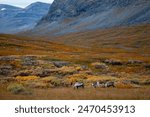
[73,81,115,89]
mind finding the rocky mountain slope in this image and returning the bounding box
[32,0,150,36]
[0,2,50,34]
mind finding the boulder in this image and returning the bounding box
[36,69,53,77]
[145,64,150,69]
[0,56,15,61]
[21,56,38,66]
[31,67,58,77]
[91,62,109,69]
[127,60,143,64]
[53,61,70,68]
[13,70,32,77]
[104,59,123,65]
[0,65,13,76]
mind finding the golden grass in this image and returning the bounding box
[0,24,150,100]
[115,82,136,89]
[1,24,150,63]
[66,73,88,83]
[40,76,58,83]
[86,75,118,82]
[51,24,150,62]
[1,87,150,100]
[16,76,39,81]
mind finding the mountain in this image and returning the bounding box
[32,0,150,36]
[0,4,22,18]
[0,2,50,34]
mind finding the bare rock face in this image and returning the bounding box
[34,0,150,36]
[40,0,139,23]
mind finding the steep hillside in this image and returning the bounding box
[32,0,150,36]
[6,25,150,61]
[49,24,150,61]
[0,4,22,18]
[0,2,50,34]
[0,34,88,61]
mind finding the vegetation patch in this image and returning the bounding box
[87,75,118,83]
[7,83,26,94]
[16,76,39,81]
[0,42,23,47]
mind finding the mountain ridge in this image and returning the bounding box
[0,2,51,34]
[33,0,150,36]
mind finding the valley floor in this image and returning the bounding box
[0,54,149,100]
[0,24,150,100]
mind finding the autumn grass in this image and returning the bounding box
[1,86,150,100]
[16,76,39,81]
[0,24,150,63]
[0,24,150,100]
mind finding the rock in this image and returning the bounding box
[144,64,150,69]
[21,56,38,66]
[0,65,13,76]
[80,65,89,70]
[36,69,53,77]
[130,79,140,85]
[141,79,150,85]
[13,70,32,77]
[34,0,150,36]
[127,60,143,64]
[53,61,70,68]
[0,56,15,61]
[104,59,123,65]
[32,67,60,77]
[91,62,109,69]
[57,66,78,76]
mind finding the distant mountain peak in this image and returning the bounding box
[0,2,51,34]
[25,2,50,9]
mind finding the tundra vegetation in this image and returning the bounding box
[0,25,150,100]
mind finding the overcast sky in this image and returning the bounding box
[0,0,54,8]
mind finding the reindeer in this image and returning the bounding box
[92,81,100,88]
[73,82,84,89]
[104,81,115,88]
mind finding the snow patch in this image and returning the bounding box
[1,8,6,11]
